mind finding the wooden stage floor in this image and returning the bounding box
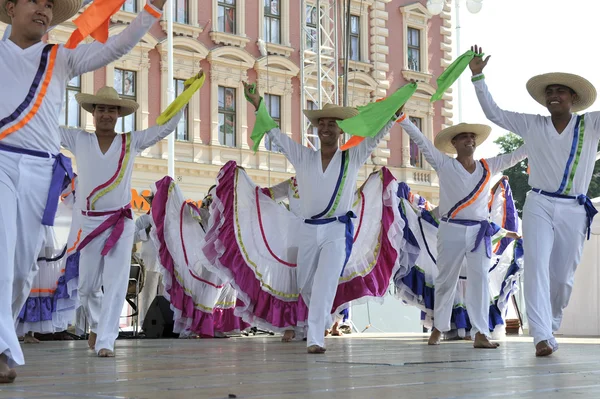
[2,333,600,399]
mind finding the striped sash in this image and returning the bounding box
[0,44,58,140]
[446,159,491,219]
[86,134,132,210]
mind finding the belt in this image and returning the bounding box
[532,188,598,240]
[78,204,133,256]
[441,217,500,258]
[304,211,356,276]
[0,142,73,226]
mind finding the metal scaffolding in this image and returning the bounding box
[300,0,340,150]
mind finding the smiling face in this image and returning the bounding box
[545,84,577,114]
[451,132,477,156]
[317,117,342,148]
[92,104,120,134]
[5,0,54,43]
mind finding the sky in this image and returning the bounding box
[450,0,600,158]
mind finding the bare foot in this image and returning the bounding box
[88,332,97,350]
[23,332,40,344]
[307,345,326,354]
[463,335,473,341]
[281,330,295,343]
[331,322,343,337]
[0,354,16,384]
[97,349,115,358]
[428,328,442,345]
[324,329,331,337]
[473,332,500,349]
[535,340,553,357]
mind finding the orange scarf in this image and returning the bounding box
[65,0,126,49]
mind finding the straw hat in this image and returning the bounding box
[0,0,82,26]
[526,72,597,113]
[76,86,139,117]
[303,103,359,127]
[434,123,492,154]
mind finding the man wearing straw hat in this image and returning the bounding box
[397,117,526,348]
[0,0,168,382]
[58,78,193,357]
[243,81,403,354]
[470,45,599,356]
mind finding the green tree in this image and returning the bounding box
[495,133,600,213]
[494,134,528,213]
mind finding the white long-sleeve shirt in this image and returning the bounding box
[0,3,162,153]
[473,75,600,196]
[266,120,395,219]
[399,118,527,220]
[60,111,182,211]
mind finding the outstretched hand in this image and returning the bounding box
[505,231,521,240]
[151,0,168,10]
[469,44,490,76]
[243,81,261,109]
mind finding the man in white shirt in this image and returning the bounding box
[469,44,599,356]
[134,211,162,329]
[244,81,401,353]
[60,82,185,357]
[0,0,168,382]
[397,117,525,349]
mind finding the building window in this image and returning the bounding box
[121,0,136,12]
[306,100,320,150]
[175,0,189,24]
[409,116,423,168]
[218,86,236,147]
[217,0,236,34]
[60,76,81,128]
[407,27,421,72]
[263,94,281,151]
[114,68,137,133]
[350,15,360,61]
[174,79,189,141]
[264,0,281,44]
[305,5,318,51]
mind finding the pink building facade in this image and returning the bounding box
[0,0,453,206]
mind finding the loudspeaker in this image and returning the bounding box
[142,296,178,338]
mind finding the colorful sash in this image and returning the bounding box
[0,142,73,226]
[555,115,585,195]
[305,150,354,276]
[78,204,133,256]
[0,44,58,140]
[86,134,131,210]
[532,188,597,240]
[446,159,490,219]
[441,218,501,259]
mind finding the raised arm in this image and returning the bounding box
[65,1,166,78]
[470,45,535,138]
[352,119,396,165]
[398,116,449,170]
[486,144,528,175]
[244,82,307,166]
[133,110,183,152]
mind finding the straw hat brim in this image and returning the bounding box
[76,93,139,117]
[434,123,492,154]
[303,105,359,128]
[526,72,597,113]
[0,0,82,26]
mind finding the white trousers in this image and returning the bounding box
[522,191,587,346]
[297,221,347,348]
[434,222,491,337]
[0,152,52,367]
[78,215,134,353]
[139,270,162,326]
